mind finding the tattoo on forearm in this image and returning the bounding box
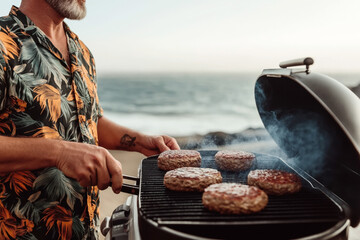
[120,134,136,147]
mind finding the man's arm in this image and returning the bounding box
[97,116,180,156]
[0,30,123,194]
[0,136,123,193]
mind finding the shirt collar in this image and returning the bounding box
[8,5,79,41]
[9,5,35,29]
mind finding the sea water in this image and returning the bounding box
[97,72,359,137]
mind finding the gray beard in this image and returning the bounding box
[45,0,86,20]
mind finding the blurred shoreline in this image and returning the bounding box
[175,127,270,149]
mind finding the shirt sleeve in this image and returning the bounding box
[94,76,104,119]
[89,51,103,119]
[0,48,7,111]
[98,103,104,118]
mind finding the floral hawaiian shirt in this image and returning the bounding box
[0,6,103,240]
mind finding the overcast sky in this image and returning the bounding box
[2,0,360,73]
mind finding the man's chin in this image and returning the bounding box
[45,0,87,20]
[67,9,87,20]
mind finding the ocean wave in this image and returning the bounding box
[103,111,264,137]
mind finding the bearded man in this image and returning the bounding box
[0,0,180,239]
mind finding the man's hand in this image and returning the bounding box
[135,134,180,156]
[98,116,181,155]
[56,141,123,193]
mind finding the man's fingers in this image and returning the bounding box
[155,137,170,152]
[78,175,92,188]
[107,156,123,194]
[166,136,180,150]
[78,165,97,187]
[90,174,97,186]
[96,165,110,190]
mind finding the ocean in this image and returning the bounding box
[97,72,360,137]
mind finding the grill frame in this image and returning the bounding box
[136,150,350,240]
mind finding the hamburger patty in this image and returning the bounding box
[247,169,302,195]
[215,150,255,171]
[164,167,222,192]
[202,183,268,214]
[158,150,202,171]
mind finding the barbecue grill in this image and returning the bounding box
[101,58,360,240]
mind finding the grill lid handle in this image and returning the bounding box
[279,57,314,73]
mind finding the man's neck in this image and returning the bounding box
[19,0,65,39]
[19,0,71,67]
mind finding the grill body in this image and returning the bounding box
[138,151,350,240]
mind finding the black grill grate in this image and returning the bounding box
[139,151,345,239]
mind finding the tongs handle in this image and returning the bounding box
[122,175,139,195]
[123,174,139,183]
[121,183,139,195]
[110,174,139,195]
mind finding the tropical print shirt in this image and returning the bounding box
[0,6,103,240]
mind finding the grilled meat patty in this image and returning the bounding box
[158,150,202,171]
[164,167,222,192]
[247,169,302,195]
[202,183,268,214]
[215,150,255,171]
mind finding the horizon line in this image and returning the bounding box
[97,70,360,77]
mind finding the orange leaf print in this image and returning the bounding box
[71,64,95,98]
[71,81,84,109]
[0,109,15,135]
[66,87,75,102]
[42,205,73,240]
[10,96,27,112]
[70,57,79,75]
[33,84,61,123]
[26,126,61,139]
[80,65,95,98]
[10,7,17,16]
[78,115,86,123]
[0,122,11,134]
[0,27,20,62]
[0,120,16,136]
[3,171,35,196]
[49,47,62,60]
[78,40,91,68]
[16,219,34,237]
[87,186,99,228]
[0,202,17,240]
[66,26,78,41]
[87,119,98,145]
[0,110,10,120]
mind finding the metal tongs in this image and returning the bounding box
[110,175,139,195]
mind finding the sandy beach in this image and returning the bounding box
[99,146,360,240]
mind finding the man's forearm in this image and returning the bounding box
[97,116,143,151]
[0,134,124,192]
[97,116,180,156]
[0,135,61,173]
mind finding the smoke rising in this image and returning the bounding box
[254,76,345,177]
[265,109,336,177]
